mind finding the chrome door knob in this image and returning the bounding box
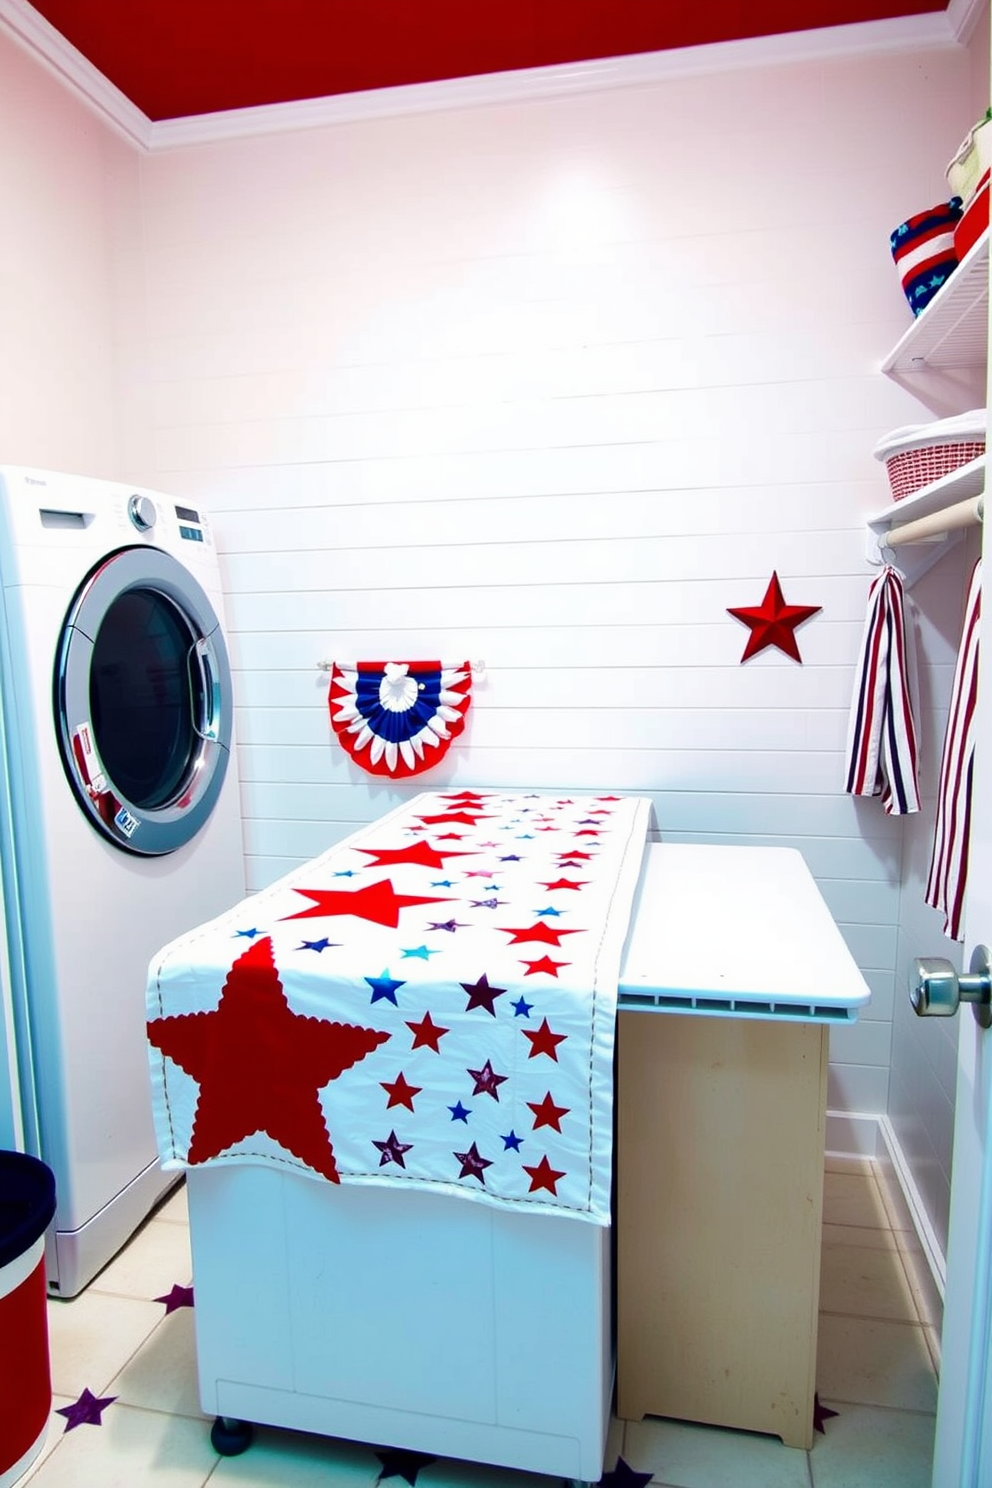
[911,945,992,1027]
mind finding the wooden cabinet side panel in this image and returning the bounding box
[616,1013,828,1449]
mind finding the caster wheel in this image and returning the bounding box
[211,1416,254,1456]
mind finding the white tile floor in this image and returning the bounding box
[18,1155,940,1488]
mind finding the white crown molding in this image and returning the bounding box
[0,0,967,155]
[150,12,960,150]
[0,0,152,147]
[946,0,988,44]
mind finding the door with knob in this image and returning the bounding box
[929,550,992,1478]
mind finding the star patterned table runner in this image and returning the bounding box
[147,789,650,1224]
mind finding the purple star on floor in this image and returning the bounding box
[814,1393,839,1433]
[154,1283,194,1313]
[427,919,468,932]
[57,1388,118,1430]
[597,1456,653,1488]
[376,1447,437,1484]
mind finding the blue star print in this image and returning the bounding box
[401,945,440,960]
[449,1101,471,1122]
[512,996,533,1017]
[501,1131,524,1151]
[366,972,405,1005]
[299,938,338,952]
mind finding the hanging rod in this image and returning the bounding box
[885,492,985,547]
[317,658,486,674]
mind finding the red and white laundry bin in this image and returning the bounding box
[0,1153,56,1487]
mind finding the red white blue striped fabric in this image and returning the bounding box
[845,565,921,815]
[926,560,982,942]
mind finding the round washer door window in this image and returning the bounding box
[54,545,234,856]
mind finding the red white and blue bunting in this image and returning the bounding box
[328,660,473,778]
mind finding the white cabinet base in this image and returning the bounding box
[187,1166,613,1481]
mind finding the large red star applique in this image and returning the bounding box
[727,571,821,663]
[281,878,452,928]
[147,937,389,1182]
[357,842,476,870]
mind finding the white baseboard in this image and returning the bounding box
[825,1109,883,1160]
[826,1108,946,1370]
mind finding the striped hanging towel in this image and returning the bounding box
[925,559,982,941]
[844,565,921,815]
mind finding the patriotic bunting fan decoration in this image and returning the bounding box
[329,661,472,778]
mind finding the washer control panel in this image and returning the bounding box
[174,502,206,545]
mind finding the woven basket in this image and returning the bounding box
[874,410,987,501]
[882,440,985,501]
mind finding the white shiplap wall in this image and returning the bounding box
[115,38,982,1128]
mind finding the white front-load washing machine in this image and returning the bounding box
[0,467,246,1296]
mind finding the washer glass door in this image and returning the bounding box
[55,546,233,856]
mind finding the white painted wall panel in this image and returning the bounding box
[114,36,983,1144]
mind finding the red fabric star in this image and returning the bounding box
[406,1012,449,1051]
[381,1072,422,1110]
[537,878,587,892]
[528,1091,570,1131]
[727,571,821,663]
[417,811,494,826]
[357,842,476,870]
[281,878,452,928]
[521,956,570,978]
[498,922,584,946]
[147,937,389,1182]
[522,1017,567,1061]
[522,1154,567,1194]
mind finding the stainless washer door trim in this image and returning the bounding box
[54,545,233,857]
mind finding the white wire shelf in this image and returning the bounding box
[881,230,989,375]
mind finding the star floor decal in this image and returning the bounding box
[375,1447,437,1484]
[154,1282,194,1313]
[56,1388,117,1430]
[813,1393,839,1432]
[597,1457,653,1488]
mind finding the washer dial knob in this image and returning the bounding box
[128,494,156,531]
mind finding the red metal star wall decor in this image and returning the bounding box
[727,571,822,663]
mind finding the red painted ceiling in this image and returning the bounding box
[27,0,945,121]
